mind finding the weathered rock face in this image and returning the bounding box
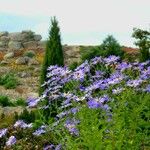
[23,41,38,49]
[0,31,82,65]
[8,41,22,50]
[4,52,14,59]
[0,30,43,51]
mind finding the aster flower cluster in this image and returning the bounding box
[0,55,150,149]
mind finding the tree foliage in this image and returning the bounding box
[132,28,150,61]
[100,35,124,57]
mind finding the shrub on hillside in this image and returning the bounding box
[15,108,36,123]
[0,95,14,107]
[23,50,36,58]
[80,46,102,61]
[14,98,26,106]
[100,35,124,57]
[0,73,19,89]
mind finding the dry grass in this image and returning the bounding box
[0,52,5,61]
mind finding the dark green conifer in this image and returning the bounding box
[39,17,64,95]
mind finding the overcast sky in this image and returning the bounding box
[0,0,149,47]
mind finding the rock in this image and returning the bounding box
[15,57,27,65]
[9,32,27,42]
[0,31,8,37]
[18,72,31,78]
[34,68,40,72]
[0,41,7,47]
[22,30,33,34]
[28,58,39,66]
[4,52,14,59]
[23,41,38,49]
[34,34,42,41]
[0,60,9,65]
[24,56,31,63]
[8,41,22,50]
[0,36,10,42]
[0,48,7,51]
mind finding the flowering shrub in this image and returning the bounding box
[0,55,150,149]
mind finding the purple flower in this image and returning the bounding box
[14,120,32,129]
[112,87,123,94]
[0,128,7,138]
[116,62,132,71]
[33,126,46,136]
[144,84,150,92]
[27,97,40,107]
[64,119,80,136]
[6,136,16,146]
[43,144,55,150]
[87,99,101,109]
[127,79,143,88]
[73,69,85,81]
[90,56,103,65]
[104,55,120,64]
[55,144,62,150]
[99,95,110,103]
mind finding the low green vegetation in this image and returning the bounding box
[80,35,124,62]
[0,73,19,89]
[0,95,26,107]
[0,95,14,107]
[23,50,36,58]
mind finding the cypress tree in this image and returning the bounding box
[39,17,64,95]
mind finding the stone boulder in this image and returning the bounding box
[28,58,39,66]
[0,41,7,47]
[15,57,27,65]
[0,36,10,42]
[34,34,42,41]
[4,52,14,59]
[9,32,27,42]
[8,41,22,50]
[23,41,38,49]
[0,48,7,51]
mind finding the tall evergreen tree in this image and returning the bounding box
[39,17,64,95]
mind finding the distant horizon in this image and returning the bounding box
[0,0,149,47]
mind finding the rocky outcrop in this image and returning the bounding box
[0,30,42,51]
[0,31,82,65]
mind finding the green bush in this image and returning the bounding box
[0,95,14,107]
[69,61,79,70]
[81,46,102,61]
[0,73,19,89]
[23,50,36,58]
[15,108,36,123]
[100,35,124,58]
[15,98,26,106]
